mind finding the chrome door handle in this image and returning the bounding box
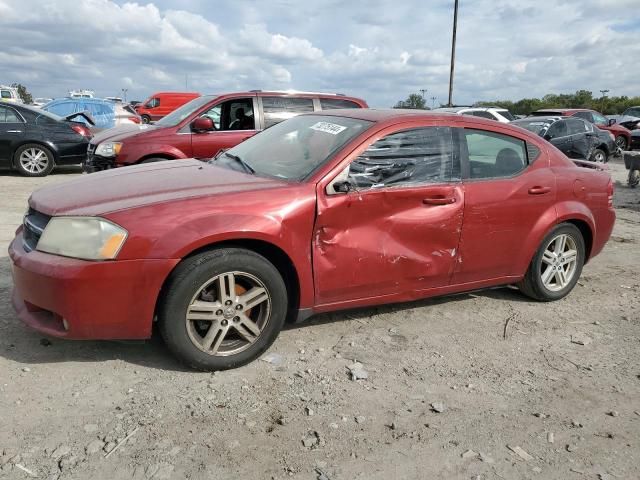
[7,130,22,133]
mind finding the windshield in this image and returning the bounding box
[511,119,549,135]
[155,95,213,127]
[214,115,373,180]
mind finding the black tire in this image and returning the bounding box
[158,248,288,371]
[14,144,55,177]
[590,148,607,163]
[629,168,640,188]
[518,223,585,302]
[615,135,628,151]
[141,115,151,124]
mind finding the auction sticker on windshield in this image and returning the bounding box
[310,121,347,135]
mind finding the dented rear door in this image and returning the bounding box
[312,125,464,305]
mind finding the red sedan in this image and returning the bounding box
[9,110,615,370]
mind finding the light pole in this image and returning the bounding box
[121,88,128,102]
[447,0,459,107]
[599,89,609,110]
[419,89,428,109]
[431,96,437,109]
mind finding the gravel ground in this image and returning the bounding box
[0,160,639,480]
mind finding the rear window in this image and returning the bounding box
[497,110,515,121]
[1,90,12,99]
[512,120,549,134]
[319,98,361,110]
[262,97,314,128]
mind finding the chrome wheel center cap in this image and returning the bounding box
[223,307,236,319]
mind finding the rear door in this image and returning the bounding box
[313,124,464,304]
[0,105,25,165]
[452,127,556,283]
[190,96,259,159]
[546,120,573,156]
[566,118,592,159]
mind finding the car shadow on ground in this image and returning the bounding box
[0,247,532,372]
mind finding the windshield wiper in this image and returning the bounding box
[223,151,255,174]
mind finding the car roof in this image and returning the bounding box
[515,115,563,123]
[533,108,593,115]
[49,97,113,104]
[308,108,463,122]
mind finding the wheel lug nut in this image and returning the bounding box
[216,310,223,316]
[235,304,243,310]
[233,316,240,322]
[221,320,228,326]
[225,300,232,306]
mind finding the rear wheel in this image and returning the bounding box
[615,135,628,150]
[519,223,585,302]
[158,248,288,370]
[141,115,151,124]
[590,148,607,163]
[14,144,55,177]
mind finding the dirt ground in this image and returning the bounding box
[0,159,638,480]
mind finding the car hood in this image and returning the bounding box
[89,124,164,144]
[29,160,289,216]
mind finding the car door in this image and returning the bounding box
[546,120,573,155]
[190,96,259,159]
[0,105,25,165]
[452,127,556,284]
[313,124,464,305]
[566,118,592,159]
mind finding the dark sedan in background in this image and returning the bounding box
[512,116,617,162]
[0,103,92,176]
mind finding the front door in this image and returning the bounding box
[452,128,557,284]
[313,125,464,305]
[191,97,259,159]
[0,106,25,165]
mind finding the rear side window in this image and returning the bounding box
[47,102,76,116]
[319,98,361,110]
[567,118,588,135]
[0,106,21,122]
[464,129,527,179]
[262,96,314,128]
[464,111,495,120]
[573,111,593,122]
[1,90,12,99]
[348,127,459,190]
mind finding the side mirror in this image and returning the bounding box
[608,118,616,126]
[332,180,353,193]
[192,117,214,132]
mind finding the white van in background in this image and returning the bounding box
[0,85,22,103]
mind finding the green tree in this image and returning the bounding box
[394,93,428,109]
[11,83,33,104]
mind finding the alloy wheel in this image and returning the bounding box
[615,136,627,150]
[19,147,50,174]
[539,234,578,292]
[593,151,606,163]
[185,271,271,356]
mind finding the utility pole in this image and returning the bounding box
[447,0,459,107]
[431,96,437,109]
[121,88,128,102]
[600,89,609,110]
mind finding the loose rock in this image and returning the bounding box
[431,402,446,413]
[461,449,479,459]
[85,440,105,455]
[347,362,368,381]
[507,445,534,461]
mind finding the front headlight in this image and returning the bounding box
[95,142,122,157]
[37,217,128,260]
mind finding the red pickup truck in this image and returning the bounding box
[85,90,368,172]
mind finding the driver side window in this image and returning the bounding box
[347,127,458,190]
[200,98,254,131]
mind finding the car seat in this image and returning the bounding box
[495,148,524,176]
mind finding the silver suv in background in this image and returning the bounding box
[0,85,23,104]
[433,106,516,123]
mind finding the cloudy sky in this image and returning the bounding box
[1,0,639,107]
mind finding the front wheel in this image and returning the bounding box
[615,135,628,151]
[158,248,288,371]
[629,168,640,188]
[518,224,585,302]
[141,115,151,124]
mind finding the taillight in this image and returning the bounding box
[128,116,141,124]
[71,124,91,137]
[607,179,614,208]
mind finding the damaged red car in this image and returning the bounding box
[10,110,615,370]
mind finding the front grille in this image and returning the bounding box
[23,208,51,252]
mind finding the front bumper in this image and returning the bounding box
[83,150,116,173]
[9,230,179,340]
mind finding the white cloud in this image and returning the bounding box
[0,0,637,107]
